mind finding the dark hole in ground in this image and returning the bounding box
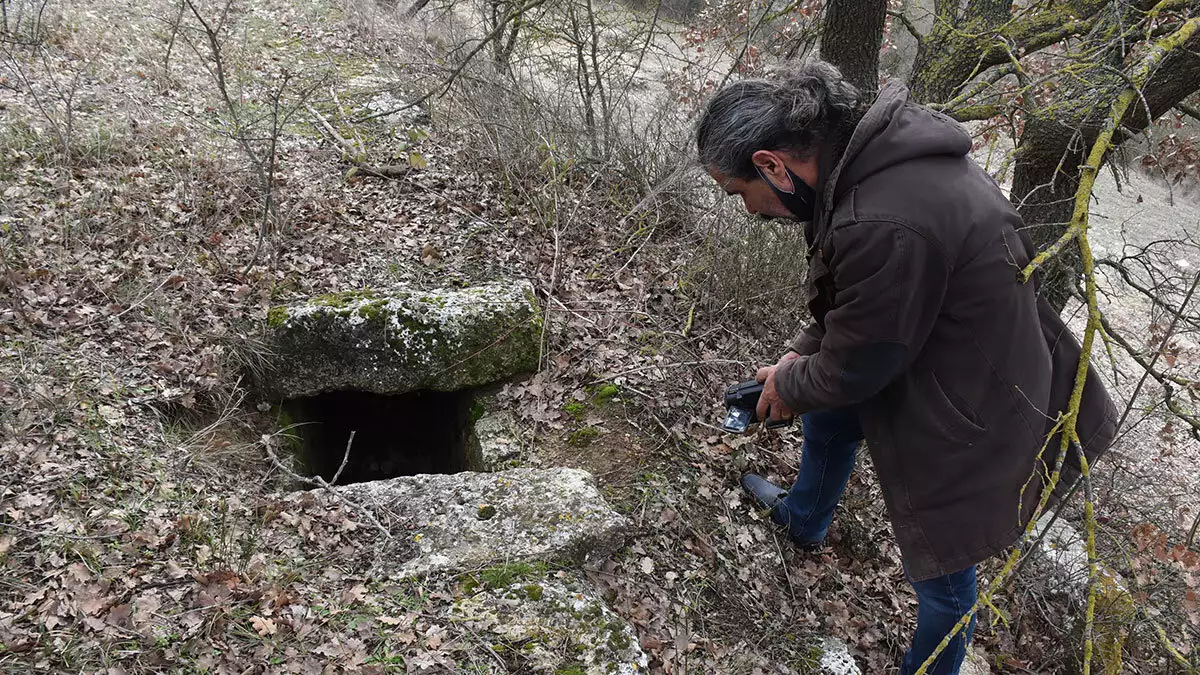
[282,389,479,484]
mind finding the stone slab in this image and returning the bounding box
[261,281,540,399]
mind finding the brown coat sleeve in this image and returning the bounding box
[788,322,825,357]
[775,219,951,412]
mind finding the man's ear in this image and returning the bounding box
[751,149,794,192]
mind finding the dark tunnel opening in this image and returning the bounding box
[282,388,478,484]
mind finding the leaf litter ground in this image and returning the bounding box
[0,0,1142,671]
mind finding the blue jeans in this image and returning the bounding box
[775,407,977,675]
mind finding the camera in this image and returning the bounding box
[721,379,794,433]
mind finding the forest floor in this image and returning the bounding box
[1,0,1198,672]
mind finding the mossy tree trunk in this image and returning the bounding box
[899,0,1200,309]
[907,0,1108,105]
[1011,33,1200,310]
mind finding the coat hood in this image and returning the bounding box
[821,81,973,214]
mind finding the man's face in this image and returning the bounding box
[706,166,793,220]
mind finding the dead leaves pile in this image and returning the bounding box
[1,0,972,672]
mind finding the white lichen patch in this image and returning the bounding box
[451,575,650,675]
[324,468,628,577]
[474,409,523,471]
[817,637,862,675]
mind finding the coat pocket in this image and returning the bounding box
[925,371,987,442]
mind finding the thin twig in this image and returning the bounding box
[262,438,392,542]
[77,269,179,329]
[352,0,552,124]
[330,430,356,486]
[887,9,923,41]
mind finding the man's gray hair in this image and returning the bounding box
[696,60,861,179]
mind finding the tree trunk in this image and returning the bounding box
[819,0,887,99]
[907,0,1107,104]
[1011,39,1200,311]
[1010,134,1082,311]
[404,0,432,18]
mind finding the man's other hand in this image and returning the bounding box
[754,363,795,426]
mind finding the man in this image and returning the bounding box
[696,61,1118,674]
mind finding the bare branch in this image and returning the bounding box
[1175,101,1200,122]
[886,9,922,41]
[353,0,552,123]
[263,434,392,542]
[1021,16,1200,281]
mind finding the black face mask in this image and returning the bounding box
[756,165,817,222]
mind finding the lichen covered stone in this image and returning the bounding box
[451,574,649,675]
[328,468,627,577]
[473,409,524,471]
[260,281,541,399]
[815,637,862,675]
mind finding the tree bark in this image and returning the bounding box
[1011,33,1200,310]
[908,0,1106,103]
[819,0,887,99]
[404,0,432,18]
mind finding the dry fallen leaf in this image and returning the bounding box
[165,560,186,579]
[341,584,367,604]
[251,616,278,636]
[107,603,133,628]
[420,244,442,266]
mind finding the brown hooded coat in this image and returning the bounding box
[773,82,1119,582]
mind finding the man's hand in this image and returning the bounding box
[775,351,802,367]
[754,361,795,427]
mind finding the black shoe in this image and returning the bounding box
[741,473,788,511]
[740,473,825,553]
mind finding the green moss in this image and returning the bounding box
[592,384,619,403]
[567,426,601,446]
[273,404,305,459]
[522,584,543,601]
[476,504,497,520]
[469,398,487,423]
[779,636,825,674]
[271,283,541,395]
[354,299,388,321]
[471,561,541,591]
[555,667,586,675]
[604,621,632,652]
[524,286,546,335]
[330,52,376,80]
[266,306,290,326]
[563,400,588,419]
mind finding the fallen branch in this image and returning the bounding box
[346,164,412,179]
[262,429,392,543]
[306,104,414,180]
[305,103,361,160]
